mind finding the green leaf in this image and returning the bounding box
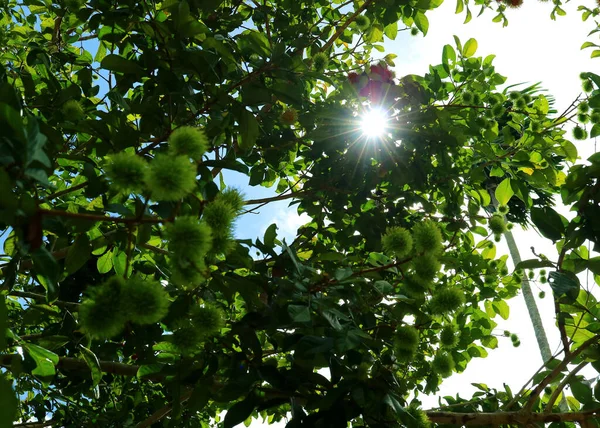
[570,381,593,404]
[591,124,600,138]
[495,178,514,205]
[384,22,398,40]
[0,373,17,428]
[492,301,509,320]
[463,38,478,57]
[224,396,256,428]
[80,346,102,387]
[288,304,311,323]
[97,250,113,274]
[442,44,456,68]
[549,271,579,298]
[366,23,384,43]
[137,364,165,380]
[0,296,6,351]
[23,343,59,378]
[239,109,259,152]
[66,234,92,274]
[516,259,555,270]
[413,12,429,36]
[334,267,353,281]
[263,223,278,248]
[32,247,60,302]
[531,207,565,241]
[101,54,144,75]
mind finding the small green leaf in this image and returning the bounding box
[263,223,278,248]
[239,109,259,152]
[32,247,60,302]
[413,12,429,36]
[384,22,398,40]
[334,267,353,281]
[224,396,256,428]
[80,346,102,387]
[516,259,555,270]
[101,54,144,75]
[495,178,514,206]
[531,207,564,241]
[23,343,59,378]
[137,364,165,380]
[492,301,509,320]
[570,381,593,404]
[463,38,478,57]
[97,250,113,274]
[66,234,92,274]
[288,305,311,323]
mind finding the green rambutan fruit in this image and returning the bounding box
[412,220,443,254]
[395,346,416,363]
[312,52,329,71]
[403,275,429,296]
[190,304,225,337]
[120,276,170,325]
[62,99,84,120]
[104,152,148,194]
[484,274,495,285]
[203,199,236,236]
[395,326,419,351]
[168,126,209,161]
[578,101,590,113]
[171,327,203,356]
[209,229,236,256]
[78,277,127,339]
[413,253,441,281]
[540,276,547,284]
[508,91,520,101]
[473,93,482,106]
[146,154,197,201]
[382,226,413,258]
[488,215,506,235]
[522,94,532,104]
[528,270,535,280]
[439,325,459,349]
[513,339,521,347]
[497,204,509,215]
[403,406,431,428]
[572,126,587,140]
[578,113,589,124]
[216,188,245,213]
[461,90,474,104]
[410,27,419,36]
[506,223,514,231]
[491,104,505,118]
[500,266,509,276]
[170,259,206,288]
[280,108,298,125]
[514,97,527,110]
[354,14,370,31]
[590,110,600,124]
[539,291,546,299]
[487,94,500,105]
[494,234,502,242]
[583,80,594,93]
[432,353,454,378]
[166,216,213,260]
[510,333,518,342]
[429,287,465,315]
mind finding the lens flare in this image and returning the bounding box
[360,108,388,138]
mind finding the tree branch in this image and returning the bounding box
[8,291,79,311]
[134,390,193,428]
[320,0,375,52]
[38,208,167,225]
[545,361,588,412]
[426,408,600,425]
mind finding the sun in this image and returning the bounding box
[360,108,388,138]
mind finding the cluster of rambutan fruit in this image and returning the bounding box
[572,97,600,141]
[488,204,511,242]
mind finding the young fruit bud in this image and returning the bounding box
[572,126,587,140]
[513,340,521,347]
[528,270,535,280]
[395,326,419,351]
[578,101,590,114]
[146,154,197,201]
[539,291,546,299]
[510,333,518,342]
[429,287,465,315]
[104,152,148,194]
[203,199,236,237]
[413,253,441,281]
[488,215,506,235]
[439,325,460,349]
[62,99,84,121]
[120,276,170,325]
[432,352,455,378]
[503,330,510,337]
[497,204,509,215]
[166,216,213,261]
[410,27,419,36]
[312,52,329,71]
[79,277,127,339]
[168,126,209,161]
[216,188,245,213]
[508,92,520,101]
[578,113,589,124]
[583,80,594,93]
[354,14,370,31]
[540,276,547,284]
[461,90,474,104]
[412,220,443,254]
[381,226,413,258]
[280,108,298,125]
[190,304,225,337]
[514,97,527,110]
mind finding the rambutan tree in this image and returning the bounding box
[0,0,600,427]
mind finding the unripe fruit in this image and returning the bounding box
[503,330,510,337]
[120,276,170,325]
[578,101,589,113]
[166,216,213,261]
[312,52,329,71]
[510,333,518,342]
[583,80,594,93]
[146,154,197,201]
[381,226,413,258]
[171,327,203,356]
[403,406,431,428]
[491,104,504,117]
[461,90,474,104]
[403,275,429,296]
[412,220,443,254]
[539,269,547,275]
[528,270,535,280]
[522,94,532,104]
[484,274,495,284]
[280,108,298,125]
[539,291,546,299]
[190,304,225,337]
[578,113,589,124]
[410,27,419,36]
[488,215,506,235]
[203,199,236,237]
[104,152,148,194]
[508,92,520,101]
[497,204,509,215]
[217,188,245,213]
[79,277,127,339]
[168,126,209,161]
[394,346,416,363]
[439,325,459,349]
[590,110,600,124]
[514,97,527,110]
[500,266,509,276]
[170,259,205,288]
[413,253,441,281]
[208,230,236,256]
[432,352,454,377]
[62,99,84,120]
[429,287,465,315]
[572,126,587,140]
[513,340,521,347]
[354,15,370,31]
[395,326,419,351]
[531,122,543,133]
[540,276,547,284]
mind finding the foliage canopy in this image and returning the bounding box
[1,0,600,427]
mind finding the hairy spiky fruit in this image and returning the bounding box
[403,275,429,296]
[429,287,465,315]
[510,333,518,342]
[461,90,474,104]
[583,80,594,93]
[413,253,441,281]
[280,108,298,125]
[403,406,431,428]
[203,199,236,236]
[170,259,206,288]
[120,276,170,325]
[491,104,504,117]
[578,113,589,124]
[62,99,84,120]
[412,220,443,254]
[440,325,460,349]
[514,97,527,110]
[410,27,419,36]
[382,227,413,258]
[578,101,589,114]
[488,215,506,235]
[146,154,197,201]
[395,326,419,351]
[497,204,509,215]
[104,152,148,193]
[395,347,416,363]
[209,229,236,256]
[432,353,455,377]
[217,188,245,213]
[572,126,587,140]
[79,277,126,339]
[168,126,209,161]
[312,52,329,71]
[354,14,370,31]
[171,327,203,356]
[166,216,213,261]
[190,304,225,337]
